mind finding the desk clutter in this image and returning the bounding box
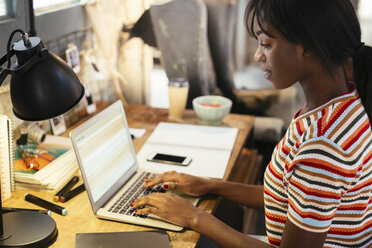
[0,102,254,247]
[13,134,78,191]
[54,176,85,203]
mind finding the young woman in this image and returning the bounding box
[132,0,372,247]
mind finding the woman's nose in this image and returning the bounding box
[254,47,265,62]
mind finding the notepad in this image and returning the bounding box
[0,115,15,201]
[75,231,171,248]
[137,122,238,178]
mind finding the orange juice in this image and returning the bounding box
[168,80,189,118]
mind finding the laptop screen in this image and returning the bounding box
[71,101,137,204]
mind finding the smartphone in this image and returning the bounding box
[146,152,192,166]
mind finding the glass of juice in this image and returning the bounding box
[168,78,189,119]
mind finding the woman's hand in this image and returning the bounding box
[132,192,204,228]
[144,171,212,197]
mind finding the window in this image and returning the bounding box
[0,1,26,55]
[32,0,87,46]
[358,0,372,19]
[33,0,80,13]
[358,0,372,45]
[0,0,6,16]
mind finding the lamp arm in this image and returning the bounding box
[0,49,14,87]
[0,48,49,83]
[0,49,14,66]
[0,68,9,87]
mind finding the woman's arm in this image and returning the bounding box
[132,192,327,248]
[144,171,264,209]
[207,180,264,209]
[132,192,272,248]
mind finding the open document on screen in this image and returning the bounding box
[74,107,135,203]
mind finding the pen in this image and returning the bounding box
[2,207,51,215]
[24,193,68,216]
[54,176,79,202]
[59,184,85,203]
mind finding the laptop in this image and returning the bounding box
[70,100,198,231]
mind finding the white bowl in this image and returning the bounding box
[192,95,232,125]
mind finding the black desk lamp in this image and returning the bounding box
[0,29,84,247]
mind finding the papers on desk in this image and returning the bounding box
[137,122,238,179]
[129,128,146,138]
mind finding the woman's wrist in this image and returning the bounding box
[206,179,225,195]
[204,179,218,194]
[188,207,210,230]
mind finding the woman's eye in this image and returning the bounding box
[260,43,270,48]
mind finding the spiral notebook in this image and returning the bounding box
[0,115,15,201]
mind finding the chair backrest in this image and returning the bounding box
[150,0,216,108]
[202,0,238,105]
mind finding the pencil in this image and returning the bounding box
[25,193,68,216]
[59,184,85,203]
[54,176,79,202]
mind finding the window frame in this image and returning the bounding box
[0,0,14,20]
[0,0,27,55]
[0,0,89,55]
[33,2,89,43]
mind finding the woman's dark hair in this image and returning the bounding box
[245,0,372,121]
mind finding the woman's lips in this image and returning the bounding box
[263,70,272,80]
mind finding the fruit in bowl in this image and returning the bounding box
[192,95,232,125]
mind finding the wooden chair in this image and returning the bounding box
[150,0,217,108]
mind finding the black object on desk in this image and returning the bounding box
[2,207,51,216]
[54,176,79,202]
[0,21,83,246]
[60,184,85,203]
[25,194,68,216]
[76,230,171,248]
[0,211,58,248]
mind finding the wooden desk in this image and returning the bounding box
[4,103,254,248]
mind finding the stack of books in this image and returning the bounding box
[13,135,78,192]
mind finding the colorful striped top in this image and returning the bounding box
[264,86,372,247]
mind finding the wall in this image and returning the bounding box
[0,0,153,132]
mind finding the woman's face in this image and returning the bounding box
[253,20,307,89]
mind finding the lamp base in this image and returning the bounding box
[0,211,58,247]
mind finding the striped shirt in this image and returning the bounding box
[264,87,372,247]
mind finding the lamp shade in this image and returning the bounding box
[9,37,84,121]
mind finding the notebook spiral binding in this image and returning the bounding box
[0,115,15,201]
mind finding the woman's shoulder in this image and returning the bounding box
[288,89,371,151]
[294,89,364,131]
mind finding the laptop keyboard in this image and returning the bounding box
[108,172,165,218]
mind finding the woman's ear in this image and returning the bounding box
[296,44,311,58]
[343,57,354,81]
[303,47,312,57]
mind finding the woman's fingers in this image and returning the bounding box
[143,171,208,197]
[134,206,159,216]
[132,192,163,209]
[163,182,177,191]
[144,171,178,188]
[132,192,198,228]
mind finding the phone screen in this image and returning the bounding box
[153,153,186,163]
